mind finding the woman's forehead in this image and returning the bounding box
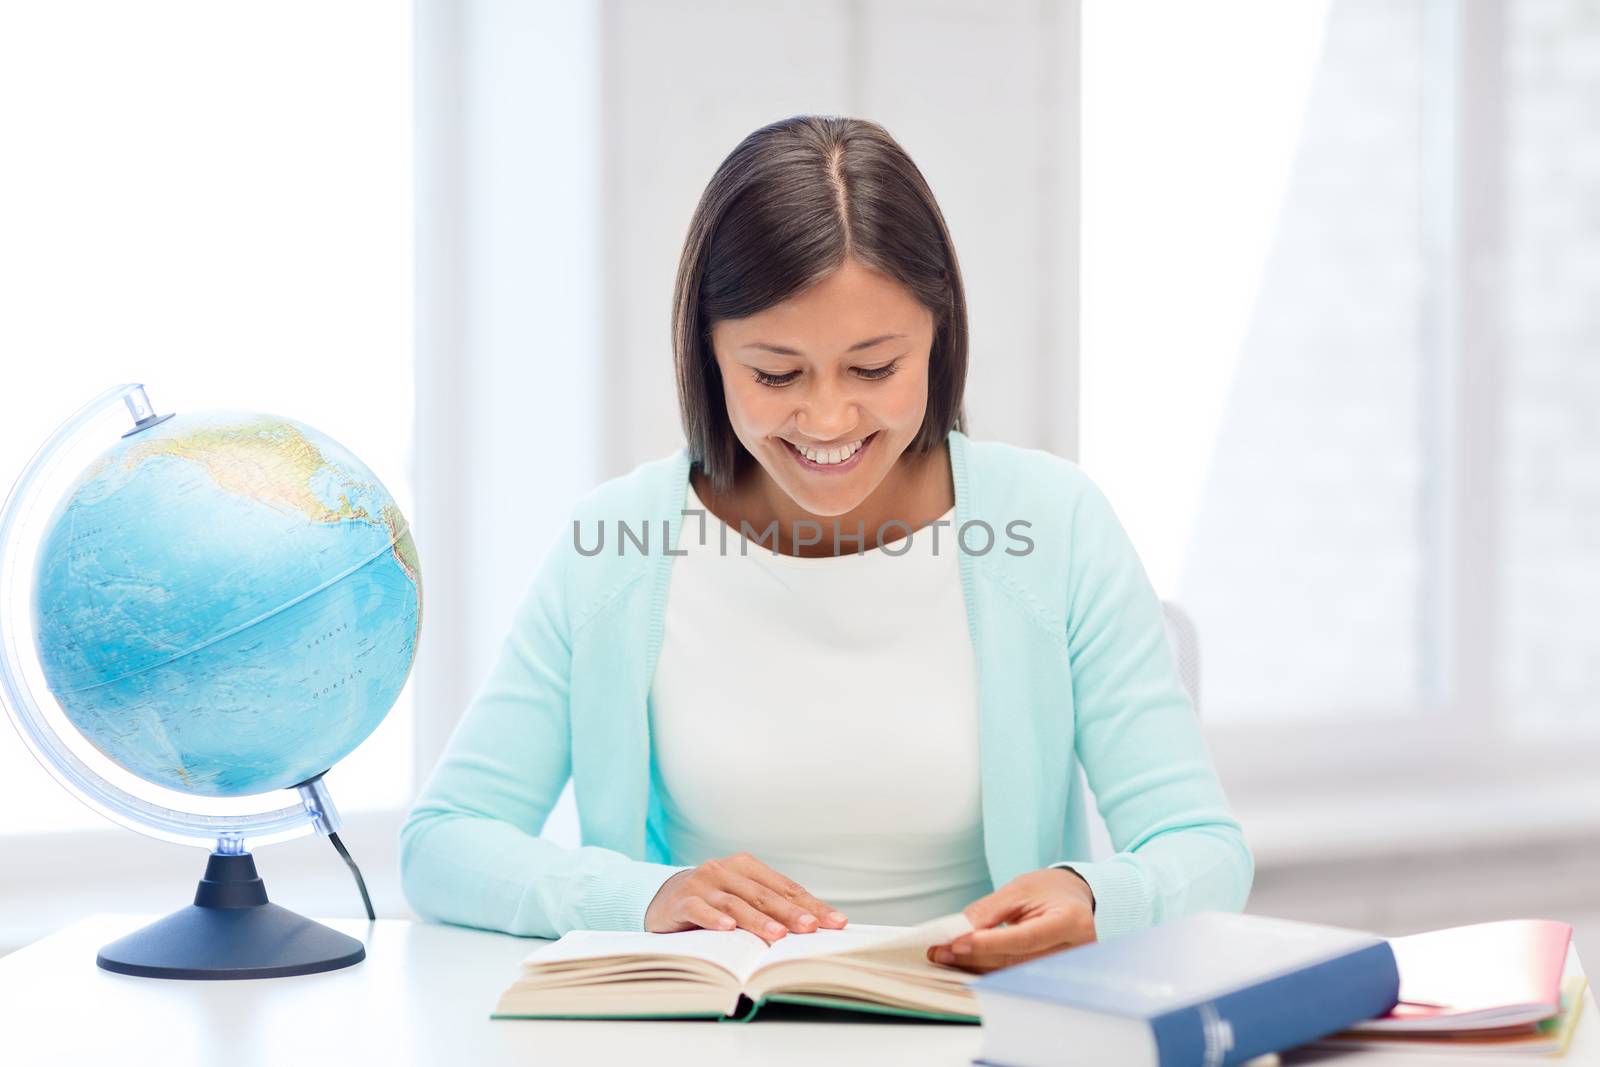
[713,266,933,355]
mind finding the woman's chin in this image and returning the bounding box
[772,479,870,519]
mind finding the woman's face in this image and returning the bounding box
[709,257,937,517]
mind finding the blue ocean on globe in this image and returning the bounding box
[31,410,422,797]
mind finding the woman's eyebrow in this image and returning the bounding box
[742,333,906,356]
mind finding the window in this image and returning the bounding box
[0,2,412,834]
[1081,0,1600,764]
[1500,0,1600,739]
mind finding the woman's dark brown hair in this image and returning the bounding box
[673,115,969,497]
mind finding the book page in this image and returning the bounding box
[519,912,972,987]
[520,927,770,983]
[750,912,975,977]
[741,913,979,1017]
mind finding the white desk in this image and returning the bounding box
[1,915,1594,1066]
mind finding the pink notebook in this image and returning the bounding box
[1347,919,1573,1033]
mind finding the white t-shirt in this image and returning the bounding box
[648,478,992,925]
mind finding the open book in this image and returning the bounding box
[492,912,980,1022]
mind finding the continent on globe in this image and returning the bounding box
[32,411,422,797]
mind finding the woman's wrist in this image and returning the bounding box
[1048,863,1096,913]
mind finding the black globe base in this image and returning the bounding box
[96,850,366,980]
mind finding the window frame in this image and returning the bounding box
[1163,1,1600,829]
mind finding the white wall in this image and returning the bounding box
[411,0,604,791]
[0,1,415,953]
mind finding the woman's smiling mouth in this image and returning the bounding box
[783,431,877,473]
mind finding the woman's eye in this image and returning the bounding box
[856,359,902,380]
[751,359,901,388]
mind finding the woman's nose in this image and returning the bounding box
[797,409,859,441]
[797,383,859,441]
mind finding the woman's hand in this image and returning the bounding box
[927,867,1097,973]
[644,852,849,943]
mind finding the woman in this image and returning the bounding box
[400,115,1252,974]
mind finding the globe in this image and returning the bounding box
[0,384,420,979]
[31,408,422,797]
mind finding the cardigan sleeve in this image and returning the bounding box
[1051,472,1254,939]
[398,533,687,938]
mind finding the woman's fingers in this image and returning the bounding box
[728,853,848,929]
[718,868,828,934]
[643,853,849,936]
[961,886,1024,933]
[708,890,791,943]
[949,921,1055,957]
[679,895,737,932]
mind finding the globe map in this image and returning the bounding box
[31,411,422,798]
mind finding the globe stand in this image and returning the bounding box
[96,850,366,980]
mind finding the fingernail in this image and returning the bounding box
[828,911,847,924]
[952,941,972,955]
[798,913,817,928]
[719,916,735,929]
[766,921,784,935]
[934,948,954,964]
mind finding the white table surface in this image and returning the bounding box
[1,915,1594,1067]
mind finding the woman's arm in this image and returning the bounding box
[1055,472,1255,940]
[398,535,686,938]
[928,471,1253,971]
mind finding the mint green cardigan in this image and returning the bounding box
[399,429,1253,941]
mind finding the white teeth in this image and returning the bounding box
[796,437,864,465]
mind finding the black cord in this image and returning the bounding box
[329,830,376,921]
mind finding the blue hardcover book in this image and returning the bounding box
[970,912,1400,1067]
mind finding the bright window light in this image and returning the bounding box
[0,2,413,833]
[1082,1,1432,722]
